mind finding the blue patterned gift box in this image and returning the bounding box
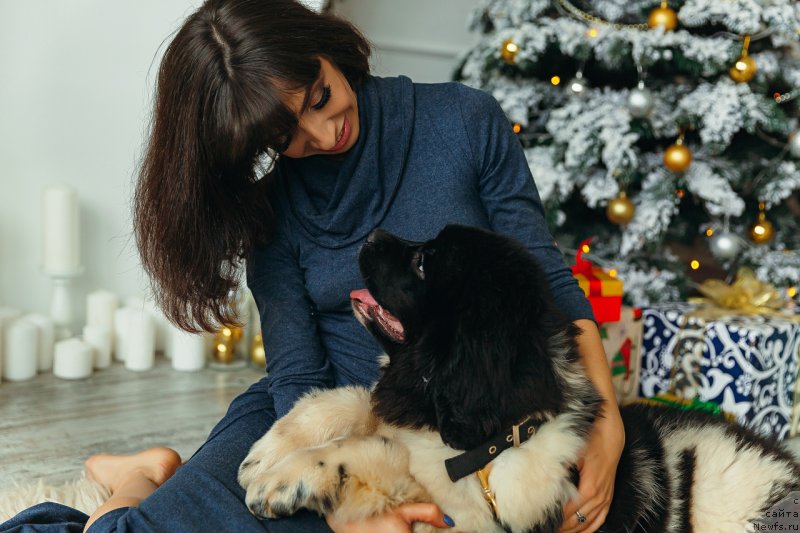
[639,303,800,440]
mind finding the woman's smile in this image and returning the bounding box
[326,116,351,153]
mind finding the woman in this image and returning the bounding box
[1,0,623,531]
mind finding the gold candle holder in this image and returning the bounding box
[210,324,246,369]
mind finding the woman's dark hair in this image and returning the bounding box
[135,0,371,332]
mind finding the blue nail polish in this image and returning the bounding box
[444,514,455,527]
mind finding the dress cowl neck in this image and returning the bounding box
[279,75,415,249]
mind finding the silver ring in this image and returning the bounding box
[576,510,586,523]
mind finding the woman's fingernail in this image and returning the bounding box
[444,514,455,527]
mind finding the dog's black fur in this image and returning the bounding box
[356,225,800,532]
[360,226,601,452]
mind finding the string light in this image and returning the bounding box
[556,0,649,30]
[587,28,599,38]
[551,76,561,85]
[690,260,700,270]
[513,123,522,134]
[608,269,618,278]
[788,287,798,298]
[706,228,714,237]
[582,244,591,254]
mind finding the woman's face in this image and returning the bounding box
[278,57,360,158]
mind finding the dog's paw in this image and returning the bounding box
[238,427,300,490]
[244,445,343,519]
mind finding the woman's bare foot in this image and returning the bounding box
[85,447,182,494]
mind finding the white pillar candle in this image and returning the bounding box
[126,298,170,356]
[53,338,93,380]
[42,184,81,275]
[124,311,155,371]
[113,307,134,362]
[22,313,56,372]
[86,290,118,334]
[83,324,112,369]
[2,319,39,381]
[169,327,206,371]
[0,308,23,382]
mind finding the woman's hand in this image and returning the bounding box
[560,407,625,533]
[326,503,454,532]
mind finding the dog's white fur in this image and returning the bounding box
[239,385,800,532]
[238,385,586,532]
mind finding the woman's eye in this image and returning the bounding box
[311,85,331,110]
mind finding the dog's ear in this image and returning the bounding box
[427,228,568,449]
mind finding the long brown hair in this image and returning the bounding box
[135,0,371,332]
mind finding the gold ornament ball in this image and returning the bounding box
[501,38,519,65]
[663,143,692,173]
[606,192,636,225]
[729,55,757,83]
[648,6,678,31]
[748,214,775,245]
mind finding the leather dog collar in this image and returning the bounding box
[444,416,548,482]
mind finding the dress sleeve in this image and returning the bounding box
[247,229,334,419]
[457,84,595,323]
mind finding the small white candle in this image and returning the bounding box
[3,319,39,381]
[124,310,155,371]
[23,314,56,372]
[83,324,112,369]
[113,307,134,362]
[42,184,81,275]
[86,290,118,334]
[53,338,93,380]
[169,327,206,371]
[0,307,23,381]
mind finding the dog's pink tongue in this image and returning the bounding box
[350,289,378,307]
[350,289,405,342]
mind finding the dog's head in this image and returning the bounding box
[351,225,581,449]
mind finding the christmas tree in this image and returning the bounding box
[456,0,800,306]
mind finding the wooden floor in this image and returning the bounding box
[0,357,263,485]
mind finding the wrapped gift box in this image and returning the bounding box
[571,239,623,323]
[601,306,643,404]
[638,303,800,440]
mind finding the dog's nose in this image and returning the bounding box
[366,228,392,245]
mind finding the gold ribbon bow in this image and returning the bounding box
[688,268,797,321]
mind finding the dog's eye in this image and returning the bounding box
[414,252,425,280]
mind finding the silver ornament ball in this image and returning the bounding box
[628,87,655,118]
[708,231,743,261]
[789,130,800,159]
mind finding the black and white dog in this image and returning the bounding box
[238,225,800,532]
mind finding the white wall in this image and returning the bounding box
[0,0,203,321]
[332,0,481,83]
[0,0,480,323]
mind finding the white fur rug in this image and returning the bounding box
[0,476,109,522]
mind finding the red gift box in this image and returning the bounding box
[571,238,624,323]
